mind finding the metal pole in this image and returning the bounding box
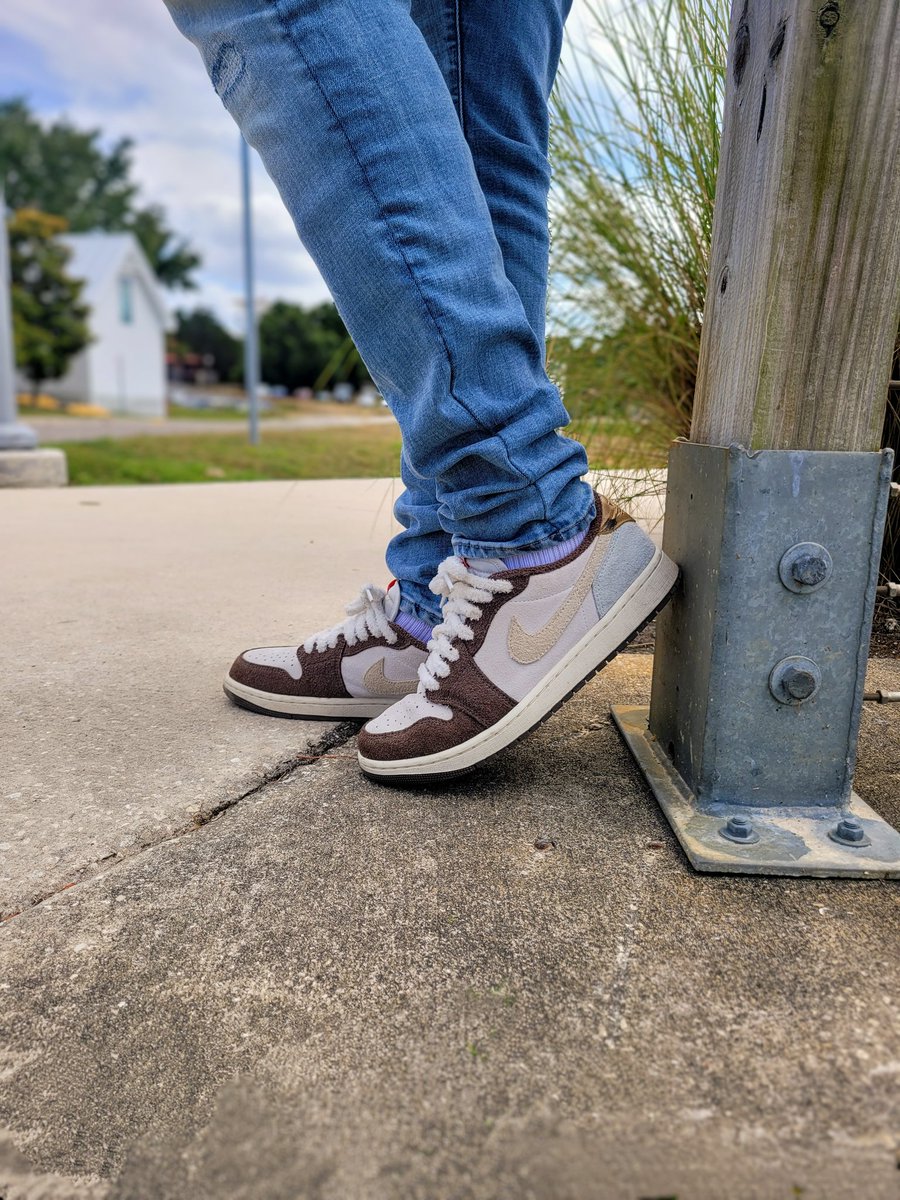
[240,137,260,447]
[0,186,37,450]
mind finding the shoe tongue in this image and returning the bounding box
[383,579,402,621]
[462,556,507,578]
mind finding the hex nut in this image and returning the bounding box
[769,656,822,705]
[720,814,759,844]
[779,543,833,593]
[792,554,828,587]
[828,816,871,848]
[783,666,818,700]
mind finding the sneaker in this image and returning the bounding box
[223,581,430,719]
[357,495,678,781]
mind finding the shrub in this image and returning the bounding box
[549,0,726,446]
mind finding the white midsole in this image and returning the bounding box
[223,674,401,718]
[358,547,678,776]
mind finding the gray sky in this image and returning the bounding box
[1,0,593,331]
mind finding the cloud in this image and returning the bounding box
[1,0,595,330]
[1,0,331,330]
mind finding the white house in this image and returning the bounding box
[45,232,168,416]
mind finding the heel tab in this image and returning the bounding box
[595,492,636,533]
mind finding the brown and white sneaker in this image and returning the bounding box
[357,495,678,781]
[223,581,429,719]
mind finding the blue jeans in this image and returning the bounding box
[163,0,594,624]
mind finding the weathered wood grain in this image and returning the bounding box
[691,0,900,451]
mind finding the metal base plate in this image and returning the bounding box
[612,705,900,878]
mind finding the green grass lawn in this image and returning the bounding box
[48,414,664,486]
[50,423,404,485]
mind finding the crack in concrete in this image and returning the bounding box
[192,719,360,829]
[1,720,360,924]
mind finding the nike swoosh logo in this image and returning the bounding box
[507,536,608,665]
[362,658,419,696]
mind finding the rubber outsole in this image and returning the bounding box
[359,567,680,787]
[222,677,398,720]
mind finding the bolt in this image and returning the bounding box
[830,816,867,846]
[780,544,832,593]
[791,554,828,587]
[782,665,818,700]
[720,814,758,843]
[836,818,864,842]
[726,815,751,837]
[770,656,821,704]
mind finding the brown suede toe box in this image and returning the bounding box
[358,711,485,761]
[228,643,349,698]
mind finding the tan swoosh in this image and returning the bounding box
[363,657,419,696]
[507,536,609,665]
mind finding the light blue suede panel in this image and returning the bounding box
[591,523,656,619]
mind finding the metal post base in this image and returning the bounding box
[0,420,38,450]
[613,705,900,877]
[618,441,900,878]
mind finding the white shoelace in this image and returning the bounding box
[417,556,513,694]
[303,584,398,652]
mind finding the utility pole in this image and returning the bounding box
[613,0,900,876]
[240,135,260,447]
[0,186,66,486]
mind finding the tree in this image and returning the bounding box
[259,301,368,391]
[9,208,91,395]
[0,98,200,289]
[128,205,201,291]
[172,307,241,381]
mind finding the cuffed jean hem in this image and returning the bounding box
[450,493,595,560]
[398,588,443,627]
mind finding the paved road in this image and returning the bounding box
[25,412,393,442]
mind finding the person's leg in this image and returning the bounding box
[409,0,569,344]
[389,448,451,625]
[163,0,593,587]
[388,0,574,621]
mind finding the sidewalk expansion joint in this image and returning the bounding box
[1,720,361,925]
[192,719,360,830]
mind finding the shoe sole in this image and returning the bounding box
[222,676,404,720]
[358,548,679,783]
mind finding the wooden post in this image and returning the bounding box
[691,0,900,452]
[611,0,900,875]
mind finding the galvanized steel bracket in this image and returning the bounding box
[612,441,900,878]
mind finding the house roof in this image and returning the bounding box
[60,231,168,327]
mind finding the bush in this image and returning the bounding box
[551,0,900,599]
[549,0,726,444]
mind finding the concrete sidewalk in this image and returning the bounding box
[1,479,406,915]
[1,480,899,1199]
